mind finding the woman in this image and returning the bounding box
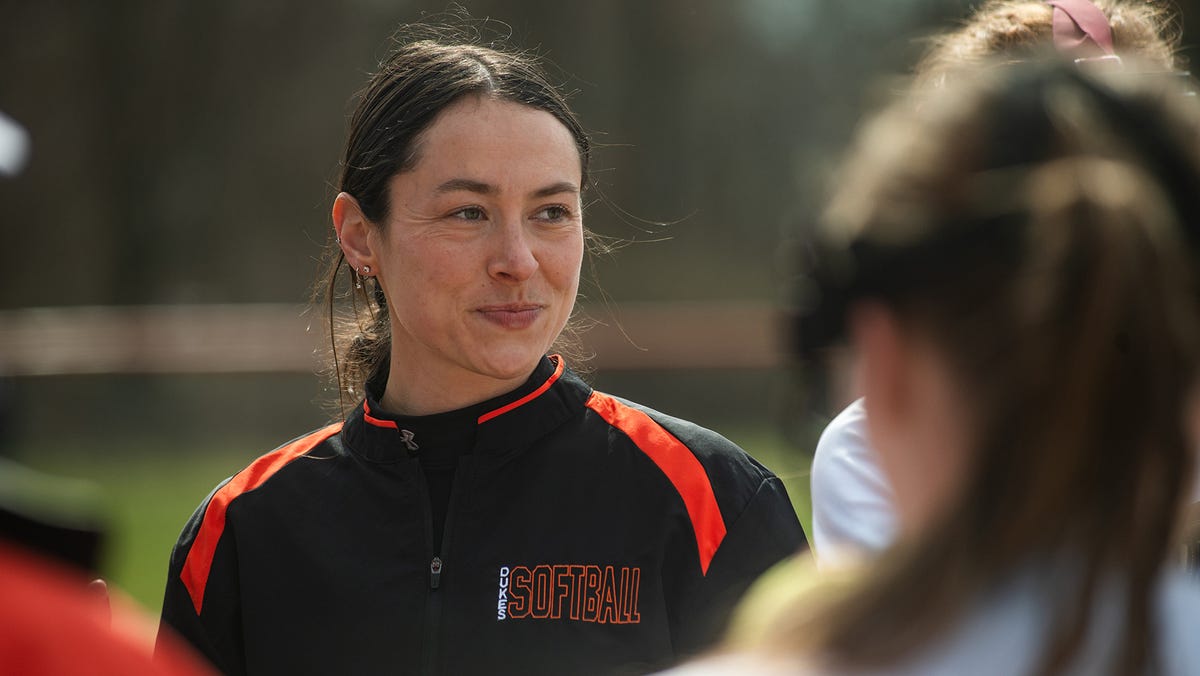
[683,59,1200,674]
[155,25,806,676]
[809,0,1186,567]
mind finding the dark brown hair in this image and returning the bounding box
[789,61,1200,675]
[314,22,592,413]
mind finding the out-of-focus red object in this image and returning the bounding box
[0,542,214,675]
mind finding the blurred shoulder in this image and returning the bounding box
[659,652,814,676]
[1159,567,1200,672]
[0,543,213,675]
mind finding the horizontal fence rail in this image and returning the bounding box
[0,302,788,376]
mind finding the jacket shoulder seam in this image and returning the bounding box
[178,422,342,614]
[584,391,727,575]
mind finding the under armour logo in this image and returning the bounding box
[399,429,419,452]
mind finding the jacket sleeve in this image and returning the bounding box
[810,398,896,567]
[156,482,246,676]
[672,475,807,655]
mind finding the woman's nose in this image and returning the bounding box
[487,218,538,282]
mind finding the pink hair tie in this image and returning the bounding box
[1045,0,1119,64]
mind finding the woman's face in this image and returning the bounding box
[352,95,584,413]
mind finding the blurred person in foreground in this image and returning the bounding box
[810,0,1187,568]
[671,58,1200,674]
[155,20,806,676]
[0,114,211,675]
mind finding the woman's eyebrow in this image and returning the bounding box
[530,181,579,198]
[434,178,495,195]
[433,178,579,198]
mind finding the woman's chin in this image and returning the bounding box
[473,349,548,383]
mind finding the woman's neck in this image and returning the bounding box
[378,359,537,417]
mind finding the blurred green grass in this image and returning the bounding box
[24,443,264,614]
[22,429,813,617]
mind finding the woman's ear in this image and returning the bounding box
[851,302,970,533]
[332,192,377,271]
[850,302,910,444]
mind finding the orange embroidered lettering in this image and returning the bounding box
[499,563,642,625]
[508,566,532,619]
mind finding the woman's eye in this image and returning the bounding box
[452,206,486,221]
[535,205,571,221]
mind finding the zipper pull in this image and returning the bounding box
[430,556,443,590]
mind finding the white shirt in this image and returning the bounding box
[809,398,895,567]
[810,399,1200,567]
[665,566,1200,675]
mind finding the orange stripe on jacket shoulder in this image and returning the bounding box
[180,423,342,614]
[585,392,727,575]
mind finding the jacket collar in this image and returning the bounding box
[342,355,592,462]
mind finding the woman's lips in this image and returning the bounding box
[476,304,543,329]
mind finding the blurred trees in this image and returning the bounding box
[0,0,997,310]
[4,1,1199,309]
[2,0,1199,444]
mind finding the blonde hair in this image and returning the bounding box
[785,61,1200,676]
[915,0,1180,90]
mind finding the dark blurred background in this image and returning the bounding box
[2,0,1199,610]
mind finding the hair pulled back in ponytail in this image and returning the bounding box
[788,61,1200,676]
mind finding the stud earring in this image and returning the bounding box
[361,265,371,275]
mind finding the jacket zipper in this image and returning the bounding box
[430,556,443,589]
[420,458,468,676]
[415,465,438,676]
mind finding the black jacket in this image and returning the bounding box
[158,357,806,675]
